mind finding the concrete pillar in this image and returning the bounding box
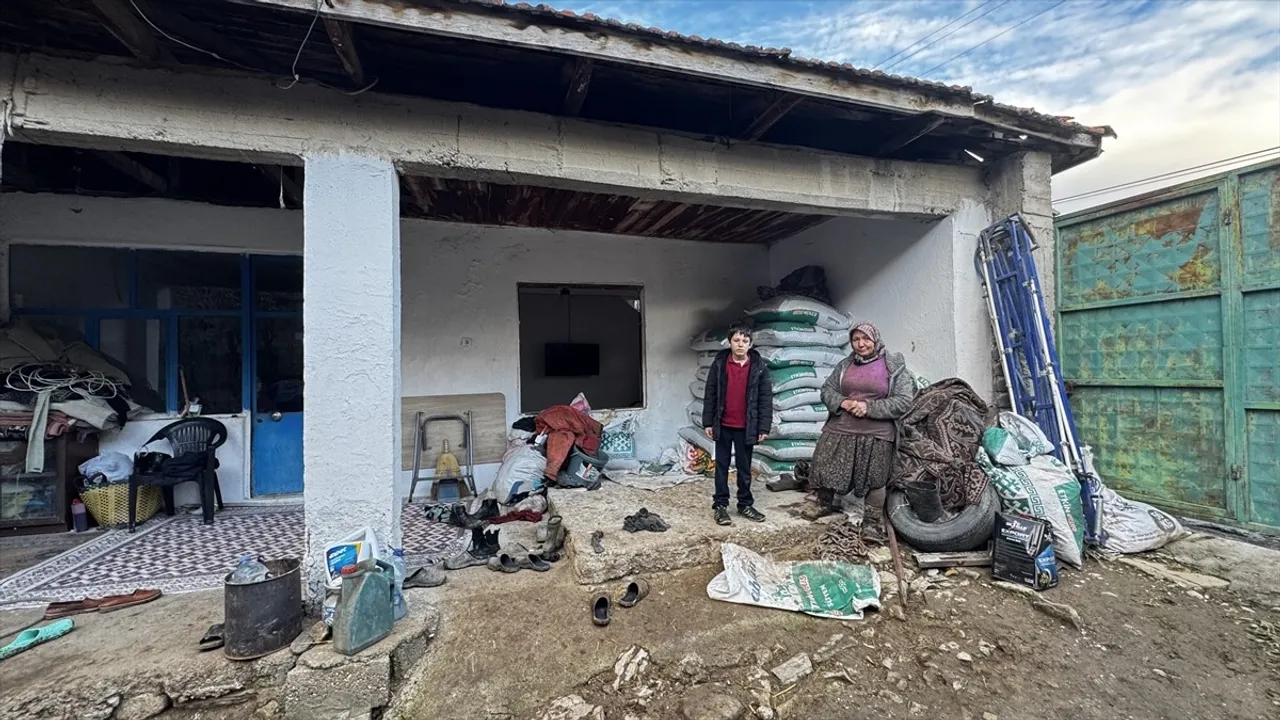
[301,154,402,605]
[986,151,1056,319]
[949,200,996,402]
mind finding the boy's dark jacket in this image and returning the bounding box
[701,349,773,439]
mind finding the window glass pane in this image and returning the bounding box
[10,245,128,309]
[253,257,302,312]
[255,317,303,413]
[179,317,242,414]
[138,250,241,310]
[98,318,168,413]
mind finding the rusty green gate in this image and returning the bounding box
[1056,159,1280,532]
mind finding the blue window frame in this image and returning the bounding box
[9,246,301,414]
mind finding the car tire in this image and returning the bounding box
[886,483,998,552]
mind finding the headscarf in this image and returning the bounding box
[849,322,886,365]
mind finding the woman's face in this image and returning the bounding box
[852,329,876,356]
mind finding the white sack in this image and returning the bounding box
[756,346,848,369]
[744,296,853,331]
[752,322,847,348]
[707,543,880,620]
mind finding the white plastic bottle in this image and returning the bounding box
[228,554,269,585]
[390,548,408,621]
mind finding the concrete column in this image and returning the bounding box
[301,154,401,604]
[949,200,996,402]
[986,151,1056,319]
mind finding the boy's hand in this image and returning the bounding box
[704,427,715,440]
[757,434,767,443]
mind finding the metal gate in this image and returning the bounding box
[1056,159,1280,532]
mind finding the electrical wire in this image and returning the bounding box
[128,0,260,74]
[4,363,125,401]
[882,0,1012,73]
[277,0,325,91]
[1054,147,1280,204]
[919,0,1068,77]
[874,0,994,69]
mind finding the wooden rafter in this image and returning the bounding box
[562,58,594,117]
[95,151,169,193]
[322,18,366,86]
[402,175,430,214]
[256,165,303,206]
[739,93,803,141]
[132,0,272,72]
[90,0,174,63]
[876,114,946,155]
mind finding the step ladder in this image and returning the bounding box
[409,411,478,502]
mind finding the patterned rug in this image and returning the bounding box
[0,503,466,609]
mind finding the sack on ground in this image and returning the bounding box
[770,366,831,393]
[776,404,829,423]
[745,296,852,331]
[767,421,824,440]
[690,380,706,400]
[755,438,817,461]
[774,387,823,411]
[751,455,796,477]
[998,412,1055,457]
[706,543,880,620]
[695,365,710,382]
[752,322,847,348]
[757,345,848,369]
[983,427,1028,466]
[690,328,731,352]
[1099,484,1186,554]
[492,445,547,505]
[979,449,1086,567]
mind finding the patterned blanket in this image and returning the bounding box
[889,378,991,509]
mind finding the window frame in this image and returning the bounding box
[9,246,301,415]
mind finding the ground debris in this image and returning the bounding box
[680,685,747,720]
[1031,598,1084,631]
[612,646,650,691]
[770,653,813,686]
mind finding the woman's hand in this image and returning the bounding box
[840,399,857,413]
[851,401,868,417]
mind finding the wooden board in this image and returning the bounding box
[400,393,507,471]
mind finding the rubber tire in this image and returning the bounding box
[887,483,998,552]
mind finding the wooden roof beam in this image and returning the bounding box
[90,0,174,64]
[256,165,303,206]
[131,0,272,73]
[95,150,168,193]
[402,175,431,214]
[740,93,803,141]
[562,58,594,117]
[876,114,946,155]
[323,18,367,86]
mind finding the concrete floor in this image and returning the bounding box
[550,479,827,584]
[0,531,99,582]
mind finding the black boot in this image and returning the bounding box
[903,480,945,523]
[860,503,887,545]
[473,498,499,522]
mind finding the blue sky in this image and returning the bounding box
[556,0,1280,211]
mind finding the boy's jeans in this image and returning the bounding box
[712,427,754,509]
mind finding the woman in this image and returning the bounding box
[804,323,915,543]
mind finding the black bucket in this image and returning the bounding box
[223,557,304,661]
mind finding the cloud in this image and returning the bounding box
[553,0,1280,209]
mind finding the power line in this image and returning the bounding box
[882,1,1012,73]
[874,0,994,69]
[918,0,1068,77]
[1054,147,1280,203]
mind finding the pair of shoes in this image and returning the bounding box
[486,551,553,573]
[449,499,500,529]
[443,527,501,570]
[43,589,163,619]
[738,505,766,523]
[592,578,649,627]
[713,506,732,526]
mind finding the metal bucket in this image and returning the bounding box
[223,557,304,661]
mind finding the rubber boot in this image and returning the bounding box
[542,515,565,559]
[860,503,887,546]
[801,488,836,521]
[903,480,945,523]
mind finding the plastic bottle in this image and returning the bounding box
[70,499,89,532]
[228,554,269,585]
[390,548,408,621]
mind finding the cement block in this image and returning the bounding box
[283,655,391,720]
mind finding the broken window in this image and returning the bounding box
[517,284,644,413]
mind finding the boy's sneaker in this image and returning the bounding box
[738,505,766,523]
[714,506,732,526]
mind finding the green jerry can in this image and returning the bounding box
[332,559,394,655]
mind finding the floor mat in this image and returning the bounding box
[0,504,466,609]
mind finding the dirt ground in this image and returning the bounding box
[400,546,1280,720]
[0,531,98,581]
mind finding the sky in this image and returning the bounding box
[555,0,1280,213]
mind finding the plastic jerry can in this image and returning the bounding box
[332,562,394,656]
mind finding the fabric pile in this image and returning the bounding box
[889,378,992,510]
[622,507,669,533]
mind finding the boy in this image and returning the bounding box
[702,324,773,526]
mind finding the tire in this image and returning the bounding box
[887,483,998,552]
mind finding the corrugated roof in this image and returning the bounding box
[445,0,1113,139]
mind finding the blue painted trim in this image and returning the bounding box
[13,307,240,317]
[126,250,140,309]
[242,254,254,412]
[84,318,100,350]
[166,315,180,412]
[252,311,302,319]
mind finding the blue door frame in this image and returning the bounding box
[249,256,304,496]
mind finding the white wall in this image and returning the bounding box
[97,413,250,509]
[768,212,994,398]
[1,193,769,501]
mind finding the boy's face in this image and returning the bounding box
[729,332,752,358]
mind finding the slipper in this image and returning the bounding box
[403,566,447,588]
[0,619,74,662]
[43,598,104,620]
[520,554,552,572]
[486,554,520,573]
[97,589,162,613]
[618,579,649,608]
[198,623,224,652]
[591,595,611,627]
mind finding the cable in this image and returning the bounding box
[882,1,1012,73]
[919,0,1068,77]
[1054,147,1280,203]
[875,0,994,69]
[277,0,324,91]
[4,363,126,401]
[128,0,260,74]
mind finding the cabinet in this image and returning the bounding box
[0,435,99,535]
